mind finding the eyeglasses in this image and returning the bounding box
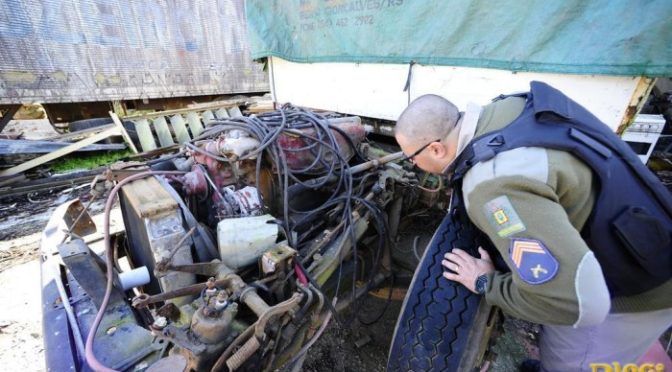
[403,138,441,163]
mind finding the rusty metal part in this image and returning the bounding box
[261,244,297,274]
[239,287,271,316]
[212,292,304,372]
[456,301,501,372]
[282,298,338,370]
[133,272,267,314]
[59,179,105,244]
[64,201,98,240]
[306,284,325,340]
[226,336,261,371]
[132,276,235,308]
[191,302,238,344]
[278,117,365,172]
[210,320,257,372]
[301,221,346,264]
[348,151,404,174]
[161,261,233,277]
[104,163,151,182]
[254,292,303,339]
[156,303,181,321]
[616,77,657,134]
[154,227,197,272]
[182,165,209,195]
[294,151,404,192]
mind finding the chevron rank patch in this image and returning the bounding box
[484,196,526,237]
[509,238,558,285]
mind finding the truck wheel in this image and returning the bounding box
[68,118,115,132]
[387,210,484,372]
[68,118,139,146]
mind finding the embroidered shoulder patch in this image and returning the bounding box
[483,196,526,237]
[509,238,559,285]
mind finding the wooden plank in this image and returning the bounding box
[0,126,120,177]
[214,108,230,119]
[186,112,204,137]
[169,115,191,143]
[109,111,139,154]
[0,139,125,154]
[124,144,180,161]
[247,102,275,113]
[227,106,243,118]
[121,177,178,218]
[201,110,215,125]
[0,105,21,133]
[133,119,157,152]
[121,99,247,120]
[0,174,25,187]
[152,117,175,147]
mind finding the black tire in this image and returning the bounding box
[68,118,139,146]
[68,117,114,132]
[387,210,484,372]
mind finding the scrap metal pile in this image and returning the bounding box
[41,105,430,371]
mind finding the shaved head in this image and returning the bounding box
[395,94,460,145]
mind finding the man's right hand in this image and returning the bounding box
[441,247,494,294]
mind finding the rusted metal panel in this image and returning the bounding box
[0,0,269,104]
[616,77,657,135]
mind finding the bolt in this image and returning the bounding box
[206,277,216,289]
[205,288,217,299]
[152,316,168,330]
[215,300,228,311]
[215,291,229,311]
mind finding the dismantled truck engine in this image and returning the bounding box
[41,105,429,371]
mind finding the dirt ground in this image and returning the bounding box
[0,259,43,372]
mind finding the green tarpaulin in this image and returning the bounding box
[246,0,672,76]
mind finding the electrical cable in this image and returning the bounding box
[192,104,392,329]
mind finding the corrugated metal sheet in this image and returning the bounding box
[0,0,269,104]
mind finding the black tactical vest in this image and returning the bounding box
[450,81,672,297]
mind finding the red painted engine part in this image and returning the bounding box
[182,165,209,195]
[277,117,365,172]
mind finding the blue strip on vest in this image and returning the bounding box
[452,81,672,297]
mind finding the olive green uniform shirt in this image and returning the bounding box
[461,97,672,327]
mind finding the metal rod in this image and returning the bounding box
[132,276,234,308]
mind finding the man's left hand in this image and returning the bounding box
[442,247,495,293]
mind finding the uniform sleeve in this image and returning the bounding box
[461,147,610,326]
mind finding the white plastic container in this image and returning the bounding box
[217,214,279,269]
